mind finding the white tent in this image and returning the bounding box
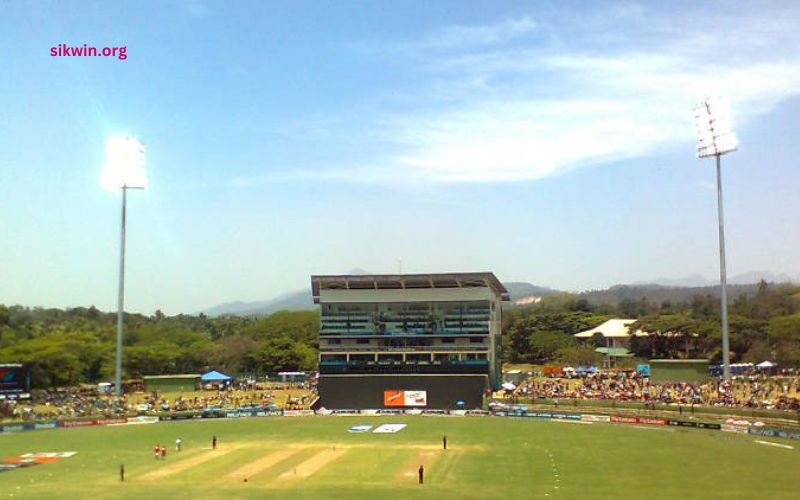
[501,382,516,391]
[574,319,641,338]
[756,361,775,368]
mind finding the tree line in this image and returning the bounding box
[1,280,798,388]
[503,281,800,366]
[0,306,318,388]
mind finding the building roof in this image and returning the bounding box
[311,272,510,303]
[142,374,200,380]
[574,319,643,338]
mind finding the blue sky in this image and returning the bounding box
[1,1,799,314]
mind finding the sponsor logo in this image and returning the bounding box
[61,419,100,428]
[667,420,697,428]
[101,418,128,426]
[610,416,638,424]
[581,415,611,423]
[383,390,427,407]
[639,418,667,426]
[383,390,404,407]
[748,427,800,440]
[725,418,764,427]
[283,410,314,417]
[0,451,76,473]
[373,424,407,434]
[721,424,749,434]
[34,422,59,430]
[550,413,582,420]
[348,425,373,433]
[131,416,159,424]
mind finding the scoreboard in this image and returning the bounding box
[0,364,30,395]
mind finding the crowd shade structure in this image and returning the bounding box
[100,135,147,396]
[311,273,509,409]
[694,98,738,381]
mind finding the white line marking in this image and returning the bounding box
[755,440,794,450]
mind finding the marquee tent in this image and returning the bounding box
[201,370,232,382]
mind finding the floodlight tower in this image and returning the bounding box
[101,136,147,396]
[694,98,737,380]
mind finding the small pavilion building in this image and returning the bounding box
[574,319,646,368]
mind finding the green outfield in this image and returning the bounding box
[1,416,798,499]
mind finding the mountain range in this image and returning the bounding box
[633,271,796,288]
[200,270,796,317]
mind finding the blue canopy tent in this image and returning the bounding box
[201,370,232,388]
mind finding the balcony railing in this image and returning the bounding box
[318,359,489,375]
[319,330,490,337]
[319,345,488,352]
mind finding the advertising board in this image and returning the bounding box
[383,390,427,407]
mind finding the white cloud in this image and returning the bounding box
[247,6,800,186]
[362,8,800,183]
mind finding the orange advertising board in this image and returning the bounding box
[383,390,405,407]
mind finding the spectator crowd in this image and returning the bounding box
[513,371,800,411]
[0,380,318,423]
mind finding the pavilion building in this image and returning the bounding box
[311,272,509,409]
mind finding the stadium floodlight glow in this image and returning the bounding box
[694,97,736,381]
[101,135,146,397]
[100,135,147,191]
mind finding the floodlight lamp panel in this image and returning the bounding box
[100,135,147,191]
[693,97,737,157]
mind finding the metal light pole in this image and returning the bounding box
[116,186,127,397]
[694,98,737,380]
[102,136,146,396]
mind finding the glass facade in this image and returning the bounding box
[318,300,497,382]
[320,300,491,337]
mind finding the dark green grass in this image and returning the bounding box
[1,417,798,499]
